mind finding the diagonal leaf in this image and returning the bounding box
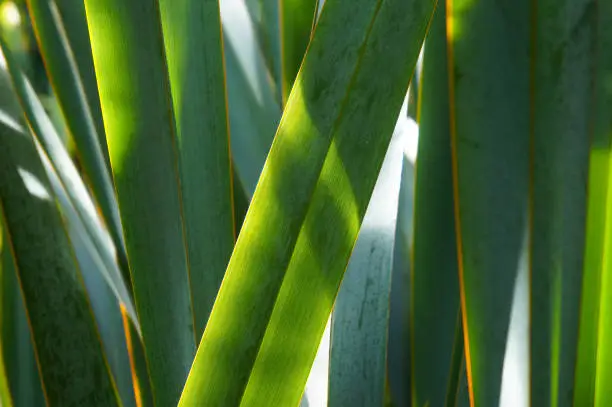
[530,0,595,405]
[158,0,235,340]
[411,3,461,406]
[83,0,196,404]
[67,218,136,407]
[221,0,281,197]
[447,0,530,404]
[25,0,127,280]
[0,47,120,407]
[179,0,436,404]
[0,99,45,407]
[243,0,282,103]
[279,0,318,105]
[0,37,138,330]
[52,0,109,164]
[40,152,136,407]
[328,128,405,406]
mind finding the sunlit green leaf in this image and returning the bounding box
[179,0,435,404]
[83,0,196,404]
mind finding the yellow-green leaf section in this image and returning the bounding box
[179,0,436,405]
[84,0,195,404]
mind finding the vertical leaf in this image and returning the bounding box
[387,153,414,407]
[0,221,15,407]
[158,0,235,340]
[83,0,196,404]
[329,130,405,406]
[411,3,461,406]
[577,1,612,405]
[447,0,530,404]
[530,0,595,405]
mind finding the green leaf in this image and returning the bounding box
[577,1,612,406]
[68,219,136,407]
[387,151,414,407]
[83,0,196,404]
[0,169,44,407]
[447,0,530,404]
[593,1,612,402]
[121,311,154,407]
[0,221,15,407]
[0,47,120,407]
[0,38,138,331]
[244,0,282,103]
[530,0,595,405]
[25,0,127,282]
[279,0,318,104]
[179,0,435,404]
[0,247,45,407]
[329,130,405,406]
[221,0,281,197]
[411,3,462,406]
[158,0,235,340]
[41,155,136,407]
[52,0,109,164]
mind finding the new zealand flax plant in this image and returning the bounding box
[0,0,611,406]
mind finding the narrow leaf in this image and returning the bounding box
[83,0,196,404]
[0,221,14,407]
[387,151,414,407]
[447,0,530,404]
[530,0,595,405]
[577,1,612,405]
[0,215,44,407]
[412,3,461,406]
[221,0,281,197]
[329,129,405,406]
[26,0,127,279]
[243,0,282,103]
[0,48,120,406]
[0,38,138,330]
[179,0,435,405]
[53,0,109,163]
[279,0,318,104]
[158,0,235,340]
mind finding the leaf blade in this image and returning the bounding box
[328,130,405,407]
[83,0,196,404]
[179,0,436,404]
[158,0,235,340]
